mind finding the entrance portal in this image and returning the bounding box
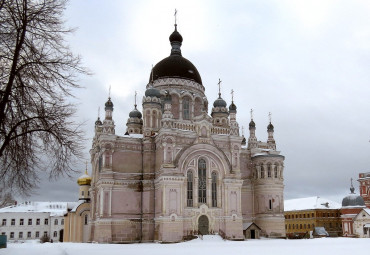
[198,215,209,235]
[250,229,255,239]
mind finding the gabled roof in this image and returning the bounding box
[243,222,261,231]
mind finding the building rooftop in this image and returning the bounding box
[284,196,341,212]
[0,201,77,216]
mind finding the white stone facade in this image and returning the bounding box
[353,208,370,238]
[0,202,75,242]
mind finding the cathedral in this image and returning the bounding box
[89,23,286,243]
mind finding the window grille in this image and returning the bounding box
[198,159,207,204]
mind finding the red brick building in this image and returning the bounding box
[358,172,370,209]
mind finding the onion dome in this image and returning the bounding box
[129,106,142,119]
[213,97,227,108]
[229,102,237,113]
[249,120,256,129]
[77,170,91,186]
[105,97,113,110]
[267,123,274,132]
[342,185,365,207]
[95,117,102,126]
[145,87,161,98]
[169,26,183,43]
[149,25,202,85]
[241,136,246,145]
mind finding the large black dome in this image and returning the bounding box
[149,26,202,85]
[151,55,202,85]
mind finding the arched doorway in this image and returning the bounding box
[198,215,209,235]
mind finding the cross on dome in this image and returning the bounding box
[269,112,272,123]
[218,78,222,98]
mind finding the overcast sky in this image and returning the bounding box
[23,0,370,205]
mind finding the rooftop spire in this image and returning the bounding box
[269,112,272,123]
[231,89,234,102]
[350,178,355,193]
[218,78,222,98]
[109,85,111,99]
[134,91,137,109]
[174,9,177,27]
[250,109,253,120]
[242,126,245,136]
[98,107,100,119]
[85,161,88,175]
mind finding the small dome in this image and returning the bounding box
[105,98,113,110]
[169,26,183,43]
[267,123,274,132]
[241,136,246,145]
[129,107,142,119]
[249,120,256,129]
[145,87,161,98]
[342,194,365,207]
[213,97,227,108]
[95,117,102,126]
[229,102,237,112]
[342,186,365,207]
[77,171,91,186]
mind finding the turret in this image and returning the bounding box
[211,79,229,127]
[267,112,276,150]
[77,163,91,202]
[94,107,103,135]
[248,109,258,149]
[142,77,162,136]
[229,89,239,136]
[126,92,143,134]
[102,95,115,134]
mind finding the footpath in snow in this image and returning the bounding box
[1,236,370,255]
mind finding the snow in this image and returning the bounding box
[284,196,341,211]
[1,236,370,255]
[0,202,77,217]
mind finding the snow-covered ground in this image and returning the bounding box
[1,235,369,255]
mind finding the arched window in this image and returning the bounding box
[84,214,88,225]
[54,219,58,225]
[274,166,278,178]
[211,172,217,207]
[260,168,264,178]
[198,159,207,204]
[267,165,271,178]
[187,171,193,207]
[183,97,190,120]
[53,231,57,237]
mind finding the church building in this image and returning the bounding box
[89,23,286,243]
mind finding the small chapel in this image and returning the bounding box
[88,21,286,243]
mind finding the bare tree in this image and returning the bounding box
[0,0,88,194]
[0,188,15,208]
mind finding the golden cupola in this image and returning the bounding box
[77,169,91,186]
